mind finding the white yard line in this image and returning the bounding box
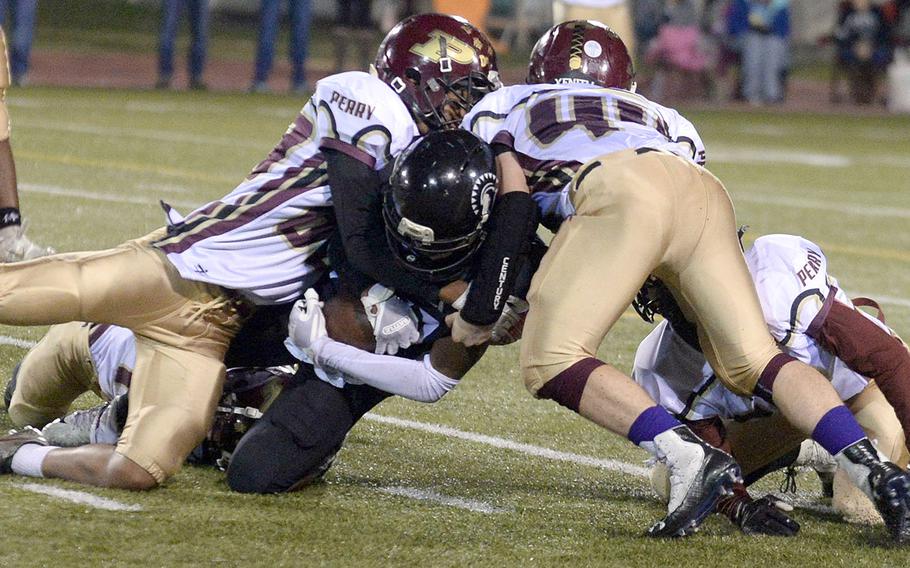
[0,336,36,349]
[377,486,508,514]
[16,120,266,151]
[20,182,200,210]
[15,483,142,512]
[363,413,651,477]
[735,192,910,219]
[712,148,910,170]
[10,96,295,119]
[712,148,853,168]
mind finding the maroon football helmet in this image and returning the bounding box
[374,13,501,130]
[527,20,634,90]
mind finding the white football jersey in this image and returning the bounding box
[86,324,137,400]
[462,84,706,228]
[632,234,879,421]
[155,72,419,305]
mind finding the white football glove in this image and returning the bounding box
[361,284,420,356]
[285,288,327,362]
[490,296,529,346]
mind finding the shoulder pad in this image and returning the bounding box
[314,72,418,169]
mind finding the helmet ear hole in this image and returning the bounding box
[405,68,422,83]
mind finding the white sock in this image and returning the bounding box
[11,444,56,478]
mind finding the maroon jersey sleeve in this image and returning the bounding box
[809,300,910,445]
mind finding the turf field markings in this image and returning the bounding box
[10,97,296,119]
[15,483,142,512]
[712,148,852,168]
[364,413,651,477]
[20,182,200,210]
[712,148,910,170]
[0,336,37,349]
[16,150,238,185]
[377,486,509,514]
[17,120,268,151]
[735,192,910,220]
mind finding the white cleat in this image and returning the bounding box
[646,426,742,538]
[0,221,55,262]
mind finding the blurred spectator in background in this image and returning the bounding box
[710,0,746,101]
[0,0,37,87]
[250,0,313,94]
[645,0,713,100]
[157,0,209,90]
[552,0,635,58]
[633,0,663,60]
[334,0,374,73]
[832,0,893,104]
[738,0,790,105]
[897,0,910,47]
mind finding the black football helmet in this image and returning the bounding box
[373,13,501,130]
[382,130,498,283]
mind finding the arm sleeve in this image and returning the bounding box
[809,300,910,441]
[325,148,440,306]
[312,337,458,402]
[460,190,536,326]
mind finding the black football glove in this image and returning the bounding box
[734,496,800,537]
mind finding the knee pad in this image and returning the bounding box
[533,358,605,413]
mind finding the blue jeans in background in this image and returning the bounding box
[742,31,788,104]
[252,0,312,91]
[0,0,38,84]
[158,0,210,87]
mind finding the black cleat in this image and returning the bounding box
[840,438,910,543]
[647,426,741,538]
[868,463,910,543]
[3,362,19,411]
[0,426,47,473]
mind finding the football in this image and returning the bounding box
[323,293,377,353]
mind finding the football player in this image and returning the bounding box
[635,233,910,531]
[0,13,509,492]
[0,27,53,261]
[1,131,514,493]
[226,130,535,493]
[461,19,910,541]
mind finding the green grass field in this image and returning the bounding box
[0,86,909,566]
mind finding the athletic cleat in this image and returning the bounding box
[838,438,910,542]
[3,362,19,410]
[0,222,55,262]
[41,393,129,447]
[868,462,910,542]
[647,426,742,538]
[0,426,47,473]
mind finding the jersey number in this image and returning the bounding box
[528,95,669,146]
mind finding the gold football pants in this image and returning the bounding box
[521,150,781,397]
[0,230,249,482]
[8,322,101,427]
